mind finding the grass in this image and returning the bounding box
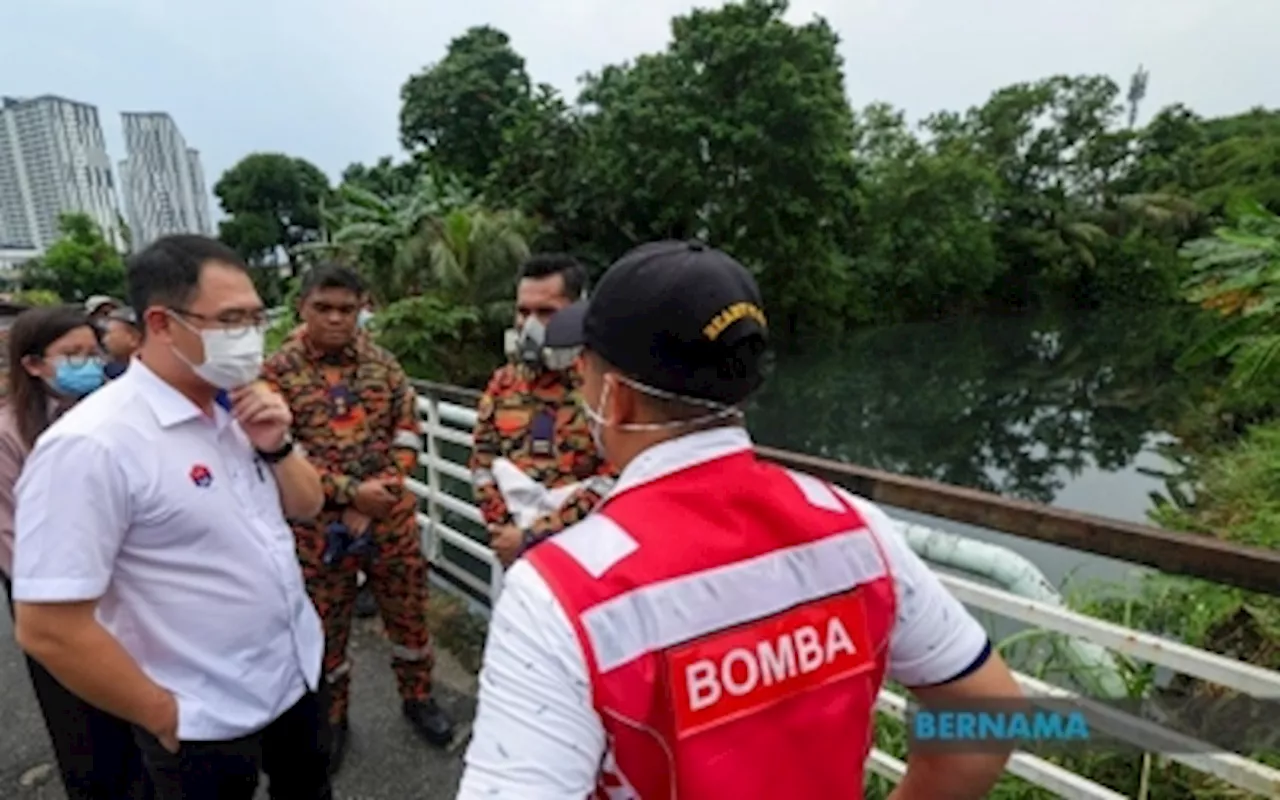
[424,592,488,675]
[872,419,1280,799]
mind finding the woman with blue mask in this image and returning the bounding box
[0,305,147,800]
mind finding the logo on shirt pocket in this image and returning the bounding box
[190,464,213,488]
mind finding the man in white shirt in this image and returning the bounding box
[458,240,1021,798]
[13,234,331,800]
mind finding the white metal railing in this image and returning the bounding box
[409,392,1280,800]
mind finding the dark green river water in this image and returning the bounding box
[746,306,1212,589]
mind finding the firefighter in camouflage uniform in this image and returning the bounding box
[470,254,617,566]
[261,265,454,775]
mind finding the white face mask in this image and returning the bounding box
[172,315,265,389]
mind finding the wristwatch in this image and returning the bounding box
[256,434,295,465]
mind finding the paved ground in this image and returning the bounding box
[0,610,478,800]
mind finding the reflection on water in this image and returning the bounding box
[746,307,1211,585]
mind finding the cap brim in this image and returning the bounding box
[545,300,588,348]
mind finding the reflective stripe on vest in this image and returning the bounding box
[529,451,898,799]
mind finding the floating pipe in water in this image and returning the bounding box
[897,520,1131,700]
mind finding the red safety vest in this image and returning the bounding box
[527,448,898,799]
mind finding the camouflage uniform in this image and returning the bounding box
[262,329,435,725]
[469,362,617,544]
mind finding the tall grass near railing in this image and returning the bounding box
[864,581,1276,800]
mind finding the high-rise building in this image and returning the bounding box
[0,95,123,250]
[119,112,212,248]
[186,148,212,237]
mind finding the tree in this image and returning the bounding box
[423,205,537,323]
[314,177,536,388]
[1192,110,1280,214]
[849,104,1002,321]
[214,153,331,273]
[341,156,423,198]
[484,84,607,263]
[1126,106,1280,215]
[575,0,861,335]
[374,295,494,387]
[1178,198,1280,396]
[340,9,1280,337]
[920,75,1149,307]
[21,213,126,302]
[312,172,474,303]
[400,26,531,186]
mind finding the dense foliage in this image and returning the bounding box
[203,0,1279,378]
[1178,200,1280,404]
[213,152,331,275]
[20,213,126,302]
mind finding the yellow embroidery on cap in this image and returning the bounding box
[703,302,767,341]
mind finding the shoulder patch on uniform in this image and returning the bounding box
[550,515,638,579]
[785,469,845,513]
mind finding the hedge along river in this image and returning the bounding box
[745,305,1217,594]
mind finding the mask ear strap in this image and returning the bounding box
[597,377,614,425]
[609,374,745,433]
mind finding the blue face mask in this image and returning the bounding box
[50,357,106,397]
[357,309,374,329]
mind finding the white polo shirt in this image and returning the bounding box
[459,427,991,797]
[12,359,323,741]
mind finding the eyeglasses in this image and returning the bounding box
[50,353,102,367]
[170,308,268,337]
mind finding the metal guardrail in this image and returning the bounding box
[410,378,1280,598]
[407,381,1280,799]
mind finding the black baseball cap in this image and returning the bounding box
[545,240,768,405]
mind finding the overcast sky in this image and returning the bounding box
[5,0,1278,215]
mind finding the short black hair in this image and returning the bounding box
[517,253,587,300]
[299,263,365,300]
[127,234,249,313]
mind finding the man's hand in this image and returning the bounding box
[353,479,399,519]
[342,507,373,535]
[142,686,180,754]
[488,523,524,567]
[230,382,292,451]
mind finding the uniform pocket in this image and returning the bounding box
[493,405,531,442]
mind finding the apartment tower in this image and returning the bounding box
[0,95,122,250]
[119,111,212,248]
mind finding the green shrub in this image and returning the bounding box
[12,289,63,307]
[374,294,500,388]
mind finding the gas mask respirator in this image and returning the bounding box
[504,317,579,372]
